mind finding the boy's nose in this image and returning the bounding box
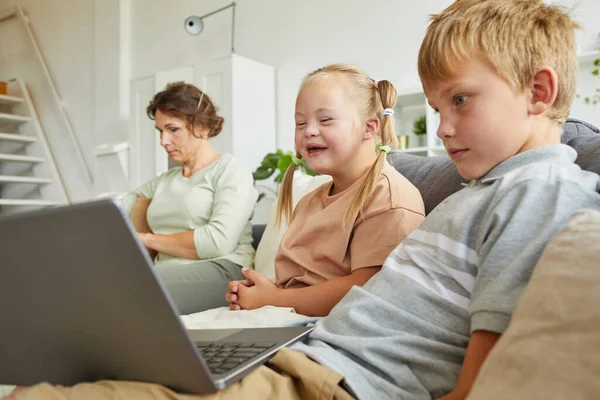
[437,116,456,139]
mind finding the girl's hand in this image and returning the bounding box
[226,273,255,310]
[226,268,280,311]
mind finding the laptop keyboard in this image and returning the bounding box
[197,342,276,375]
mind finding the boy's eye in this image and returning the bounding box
[454,95,468,106]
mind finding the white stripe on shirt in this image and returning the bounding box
[409,229,478,265]
[387,257,470,311]
[394,244,476,294]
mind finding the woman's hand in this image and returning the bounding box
[138,232,157,260]
[226,268,280,311]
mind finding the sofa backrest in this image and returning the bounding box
[387,118,600,215]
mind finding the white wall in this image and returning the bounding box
[130,0,600,151]
[0,0,96,151]
[0,0,98,200]
[0,0,598,197]
[0,0,132,197]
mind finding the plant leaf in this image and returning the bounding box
[277,154,293,172]
[305,167,319,176]
[257,192,266,202]
[592,69,599,76]
[252,166,274,181]
[261,153,281,169]
[595,59,600,66]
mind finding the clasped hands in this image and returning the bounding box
[225,268,281,311]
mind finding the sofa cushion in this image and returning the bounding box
[388,118,600,214]
[387,152,465,215]
[467,209,600,399]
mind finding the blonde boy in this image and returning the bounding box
[5,1,600,399]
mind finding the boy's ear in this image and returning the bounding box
[364,116,380,140]
[528,66,558,116]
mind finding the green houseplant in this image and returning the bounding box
[583,58,600,105]
[577,54,600,105]
[412,114,427,147]
[253,149,318,201]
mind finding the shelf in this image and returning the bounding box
[0,132,37,143]
[0,153,45,163]
[94,141,130,156]
[578,50,600,64]
[0,94,24,105]
[431,146,446,152]
[396,91,426,107]
[396,103,425,112]
[399,146,428,153]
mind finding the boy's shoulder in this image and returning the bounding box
[422,144,600,235]
[483,144,600,199]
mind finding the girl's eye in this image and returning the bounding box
[295,122,306,128]
[454,95,468,106]
[320,118,332,123]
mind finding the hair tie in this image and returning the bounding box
[382,108,394,117]
[373,80,380,89]
[376,144,391,154]
[291,156,303,166]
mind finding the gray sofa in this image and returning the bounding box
[251,118,600,248]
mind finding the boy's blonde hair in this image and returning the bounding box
[418,0,580,124]
[276,64,398,227]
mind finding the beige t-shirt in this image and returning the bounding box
[275,162,425,289]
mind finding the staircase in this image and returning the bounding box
[0,79,68,214]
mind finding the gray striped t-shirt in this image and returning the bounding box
[292,144,600,399]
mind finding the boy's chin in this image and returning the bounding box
[456,164,488,181]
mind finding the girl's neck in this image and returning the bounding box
[182,142,220,177]
[329,147,378,195]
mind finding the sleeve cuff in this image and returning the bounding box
[470,311,511,334]
[193,228,208,259]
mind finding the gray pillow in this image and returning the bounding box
[388,118,600,215]
[563,118,600,176]
[387,152,465,215]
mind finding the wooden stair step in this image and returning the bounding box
[0,94,24,105]
[0,153,45,163]
[0,175,53,184]
[0,132,37,143]
[0,112,31,124]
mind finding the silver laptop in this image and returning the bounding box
[0,199,312,394]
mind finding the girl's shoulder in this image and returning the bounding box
[369,163,425,216]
